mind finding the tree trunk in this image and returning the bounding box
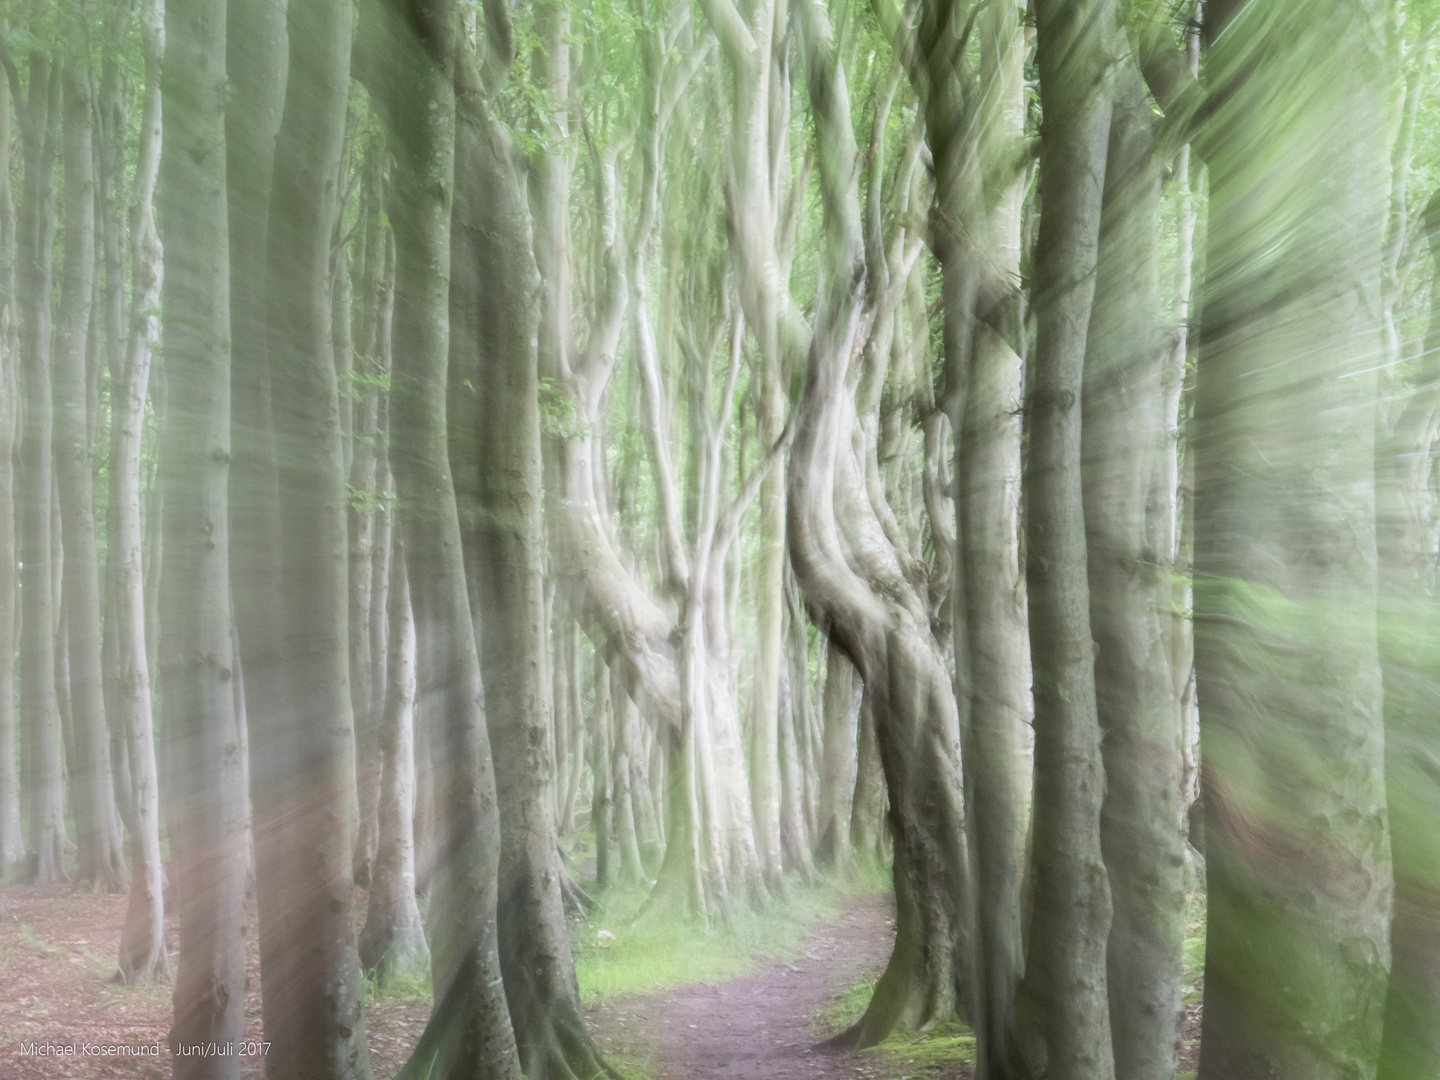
[357,2,523,1075]
[350,141,387,889]
[1195,3,1393,1078]
[114,0,168,982]
[1082,53,1185,1080]
[787,0,971,1047]
[158,0,249,1066]
[591,659,613,890]
[359,540,430,985]
[847,690,886,865]
[1021,0,1118,1076]
[248,0,373,1074]
[1376,189,1440,1080]
[0,67,23,876]
[452,24,614,1066]
[816,637,859,871]
[55,54,128,893]
[13,51,65,884]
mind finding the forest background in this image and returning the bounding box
[0,0,1436,1079]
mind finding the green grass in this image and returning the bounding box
[568,848,892,1004]
[1183,888,1206,1004]
[861,1023,978,1074]
[819,973,878,1032]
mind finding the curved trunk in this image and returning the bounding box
[788,0,970,1046]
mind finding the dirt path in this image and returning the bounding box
[585,891,968,1080]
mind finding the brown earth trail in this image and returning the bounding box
[586,892,971,1080]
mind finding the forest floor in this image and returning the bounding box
[0,870,975,1080]
[587,889,971,1080]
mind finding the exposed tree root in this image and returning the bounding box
[511,1002,623,1080]
[396,949,521,1080]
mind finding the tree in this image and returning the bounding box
[1021,0,1118,1076]
[55,51,129,893]
[358,538,429,985]
[1194,2,1394,1077]
[357,0,523,1074]
[112,0,169,982]
[243,0,374,1072]
[159,0,250,1068]
[1082,36,1187,1080]
[8,41,65,885]
[0,66,22,878]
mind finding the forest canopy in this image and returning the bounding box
[0,0,1437,1079]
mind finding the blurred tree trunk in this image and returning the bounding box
[1082,48,1186,1080]
[591,658,613,890]
[10,49,66,884]
[359,540,429,985]
[0,69,23,877]
[350,139,387,890]
[609,669,648,883]
[158,0,249,1067]
[357,0,523,1075]
[112,0,167,982]
[1021,0,1118,1077]
[56,54,129,893]
[1376,188,1440,1080]
[251,0,373,1072]
[1195,3,1393,1078]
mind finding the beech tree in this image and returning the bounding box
[158,0,249,1069]
[3,6,1440,1080]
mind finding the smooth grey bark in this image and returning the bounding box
[449,23,616,1067]
[609,667,648,883]
[848,694,886,863]
[359,540,429,985]
[113,0,167,982]
[158,0,248,1068]
[787,0,971,1048]
[591,659,613,890]
[350,141,387,889]
[9,50,65,883]
[246,0,373,1074]
[1195,3,1393,1079]
[815,638,859,871]
[357,1,522,1075]
[55,55,128,893]
[0,69,22,877]
[1082,51,1185,1080]
[1021,0,1118,1077]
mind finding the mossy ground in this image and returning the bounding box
[564,827,892,1004]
